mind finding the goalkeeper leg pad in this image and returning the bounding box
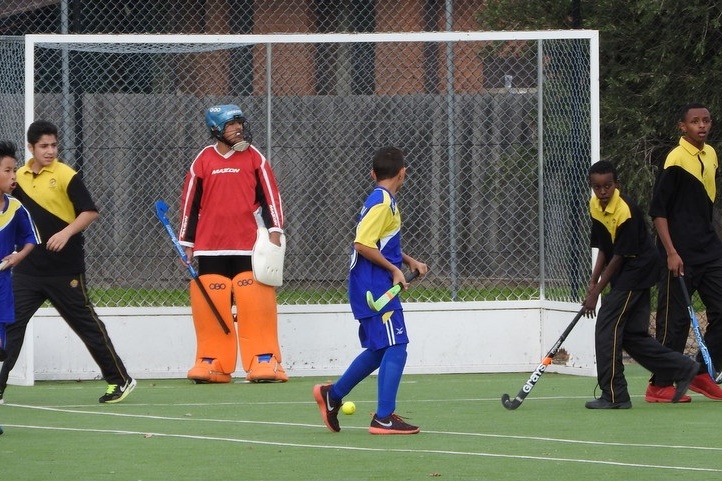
[232,272,288,382]
[188,274,236,383]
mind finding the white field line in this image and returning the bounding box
[6,401,722,453]
[3,422,722,474]
[5,402,722,473]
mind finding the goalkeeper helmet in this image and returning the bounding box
[205,104,252,151]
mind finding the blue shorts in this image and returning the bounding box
[358,309,409,351]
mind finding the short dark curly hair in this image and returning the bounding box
[588,160,617,181]
[0,140,18,160]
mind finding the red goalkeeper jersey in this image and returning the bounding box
[179,144,284,256]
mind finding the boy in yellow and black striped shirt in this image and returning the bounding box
[582,160,697,409]
[648,103,722,401]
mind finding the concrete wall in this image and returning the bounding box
[7,301,595,386]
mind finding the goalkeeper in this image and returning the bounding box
[178,104,287,383]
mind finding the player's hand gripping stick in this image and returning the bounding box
[366,270,419,312]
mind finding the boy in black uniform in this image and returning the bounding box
[583,161,698,409]
[647,103,722,402]
[0,120,135,404]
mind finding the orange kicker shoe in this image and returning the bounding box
[246,355,288,382]
[187,358,232,384]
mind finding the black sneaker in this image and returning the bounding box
[369,413,420,434]
[99,378,136,404]
[673,361,700,403]
[313,384,341,432]
[584,398,632,409]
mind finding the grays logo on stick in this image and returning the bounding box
[501,308,585,410]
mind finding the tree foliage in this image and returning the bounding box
[475,0,722,207]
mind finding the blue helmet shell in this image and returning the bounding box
[205,104,246,135]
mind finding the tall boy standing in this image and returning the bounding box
[647,103,722,402]
[583,161,698,409]
[313,146,428,434]
[0,121,135,404]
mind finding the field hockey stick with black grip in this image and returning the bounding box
[501,307,586,410]
[366,270,419,312]
[678,275,722,383]
[154,200,231,335]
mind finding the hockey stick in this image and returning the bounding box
[366,270,419,312]
[678,275,722,383]
[501,307,586,410]
[154,200,230,335]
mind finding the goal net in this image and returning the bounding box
[2,31,598,383]
[11,31,599,306]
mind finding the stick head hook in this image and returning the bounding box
[155,200,169,219]
[155,200,168,217]
[366,291,377,311]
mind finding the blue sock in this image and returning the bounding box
[331,348,384,401]
[376,344,408,418]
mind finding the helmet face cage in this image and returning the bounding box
[205,104,252,147]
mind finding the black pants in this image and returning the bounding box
[0,272,131,390]
[654,258,722,386]
[595,288,694,402]
[197,255,252,277]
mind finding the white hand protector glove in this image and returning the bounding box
[251,228,286,286]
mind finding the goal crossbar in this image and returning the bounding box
[26,30,599,46]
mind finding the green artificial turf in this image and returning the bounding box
[1,364,720,481]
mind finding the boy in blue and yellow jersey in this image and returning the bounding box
[0,140,39,433]
[0,121,135,405]
[647,103,722,402]
[0,141,39,363]
[582,161,698,409]
[314,146,427,434]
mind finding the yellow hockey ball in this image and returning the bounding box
[341,401,356,415]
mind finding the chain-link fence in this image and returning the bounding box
[0,1,485,37]
[1,0,717,368]
[0,31,595,308]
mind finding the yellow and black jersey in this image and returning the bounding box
[589,189,659,290]
[12,158,97,276]
[649,137,722,266]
